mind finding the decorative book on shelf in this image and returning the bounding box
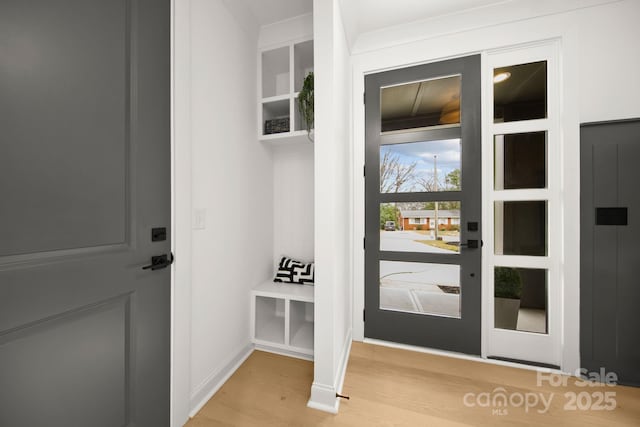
[264,117,290,134]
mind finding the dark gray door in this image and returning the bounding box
[364,55,481,354]
[0,0,171,425]
[581,119,640,386]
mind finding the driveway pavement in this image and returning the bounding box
[380,260,459,286]
[380,230,452,253]
[378,231,461,316]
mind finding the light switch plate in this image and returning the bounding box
[193,208,206,230]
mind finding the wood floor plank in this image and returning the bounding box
[186,343,640,426]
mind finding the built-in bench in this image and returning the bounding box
[250,281,314,359]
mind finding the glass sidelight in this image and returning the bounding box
[486,44,560,367]
[494,132,547,190]
[494,267,548,334]
[493,61,547,123]
[494,201,547,256]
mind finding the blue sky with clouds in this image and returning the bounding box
[381,138,461,191]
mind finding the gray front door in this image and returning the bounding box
[0,1,171,426]
[364,55,482,354]
[581,119,640,386]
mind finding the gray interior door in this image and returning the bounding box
[581,119,640,386]
[364,55,481,354]
[0,0,171,425]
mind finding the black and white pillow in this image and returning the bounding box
[274,256,314,285]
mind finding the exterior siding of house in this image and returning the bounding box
[398,209,460,231]
[401,216,457,231]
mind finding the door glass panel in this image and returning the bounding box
[380,139,461,193]
[380,202,461,253]
[381,75,461,133]
[494,132,547,190]
[380,261,460,318]
[494,267,548,334]
[494,201,547,256]
[494,61,547,123]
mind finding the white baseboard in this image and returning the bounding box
[189,343,254,417]
[308,383,339,414]
[307,329,353,414]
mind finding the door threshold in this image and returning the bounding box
[487,356,559,370]
[363,338,565,374]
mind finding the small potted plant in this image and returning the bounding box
[494,267,523,329]
[298,72,314,141]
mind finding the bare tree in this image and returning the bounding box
[415,168,461,192]
[380,151,417,193]
[416,172,461,211]
[416,175,437,192]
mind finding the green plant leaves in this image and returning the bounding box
[298,72,314,140]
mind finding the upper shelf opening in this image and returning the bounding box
[294,40,314,92]
[262,46,290,98]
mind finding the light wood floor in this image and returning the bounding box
[187,342,640,426]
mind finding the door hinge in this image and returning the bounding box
[363,164,366,177]
[363,92,366,104]
[363,309,366,322]
[363,237,366,250]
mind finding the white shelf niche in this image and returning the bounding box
[294,40,314,92]
[259,38,313,143]
[254,296,285,345]
[251,281,314,359]
[289,300,314,351]
[261,46,290,98]
[262,98,290,135]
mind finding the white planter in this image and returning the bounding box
[494,297,521,330]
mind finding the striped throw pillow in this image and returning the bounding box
[274,256,314,284]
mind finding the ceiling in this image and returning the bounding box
[237,0,506,33]
[339,0,510,36]
[235,0,313,27]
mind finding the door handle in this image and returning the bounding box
[142,253,174,270]
[458,240,480,249]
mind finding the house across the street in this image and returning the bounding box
[399,209,460,231]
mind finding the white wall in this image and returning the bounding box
[272,143,314,267]
[172,0,193,424]
[188,0,273,413]
[349,0,640,375]
[309,0,353,413]
[331,0,353,396]
[347,0,619,54]
[576,1,640,123]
